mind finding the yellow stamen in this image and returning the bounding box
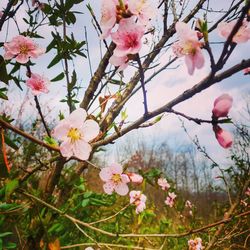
[112,174,122,184]
[19,45,29,55]
[67,128,81,142]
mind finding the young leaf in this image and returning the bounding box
[0,56,9,84]
[51,72,65,82]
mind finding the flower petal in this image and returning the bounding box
[115,183,129,196]
[60,139,73,159]
[99,167,113,181]
[82,119,100,142]
[103,182,115,195]
[67,108,87,128]
[72,140,92,160]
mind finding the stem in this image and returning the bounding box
[136,54,149,117]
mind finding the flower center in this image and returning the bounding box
[19,45,29,55]
[112,174,122,184]
[125,34,138,48]
[67,128,82,142]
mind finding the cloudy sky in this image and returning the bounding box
[0,0,249,168]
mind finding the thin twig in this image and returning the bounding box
[136,54,149,116]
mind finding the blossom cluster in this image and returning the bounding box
[188,237,203,250]
[157,178,177,208]
[99,163,146,213]
[212,94,233,148]
[172,19,250,75]
[100,0,156,71]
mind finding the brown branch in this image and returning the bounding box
[0,117,59,152]
[205,178,250,250]
[99,0,207,132]
[0,0,16,31]
[18,191,250,240]
[92,58,250,148]
[34,96,51,137]
[80,42,116,110]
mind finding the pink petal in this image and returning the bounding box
[115,183,129,196]
[185,55,195,75]
[121,174,130,183]
[52,121,70,141]
[67,108,87,128]
[16,54,30,64]
[103,182,115,194]
[82,119,100,142]
[109,163,123,174]
[72,140,92,160]
[194,49,205,69]
[99,167,113,181]
[60,139,73,159]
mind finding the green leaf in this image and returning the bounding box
[0,89,8,100]
[47,54,62,68]
[4,135,19,150]
[5,179,19,199]
[5,242,17,249]
[0,56,9,84]
[0,232,12,238]
[43,136,58,147]
[81,198,90,208]
[51,72,65,82]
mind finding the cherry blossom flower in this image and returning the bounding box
[109,54,129,71]
[4,35,45,64]
[127,173,143,184]
[213,125,233,149]
[185,200,192,209]
[243,67,250,75]
[212,94,233,118]
[245,187,250,196]
[188,237,203,250]
[172,22,204,75]
[129,190,147,214]
[26,73,50,95]
[99,163,130,196]
[128,0,156,25]
[157,178,170,191]
[100,0,118,39]
[111,17,145,57]
[218,19,250,43]
[165,192,177,207]
[52,108,99,160]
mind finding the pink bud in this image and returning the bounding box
[213,125,233,149]
[212,94,233,118]
[0,11,3,18]
[243,67,250,75]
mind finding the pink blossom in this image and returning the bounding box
[157,178,170,191]
[100,0,118,39]
[99,163,130,196]
[218,19,250,43]
[243,67,250,75]
[52,108,100,160]
[188,237,203,250]
[129,190,147,214]
[245,187,250,196]
[172,22,204,75]
[212,94,233,118]
[26,73,49,95]
[127,173,143,184]
[185,200,192,209]
[0,11,3,18]
[4,35,45,64]
[165,192,177,207]
[128,0,156,25]
[213,125,233,149]
[109,54,129,71]
[111,17,145,57]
